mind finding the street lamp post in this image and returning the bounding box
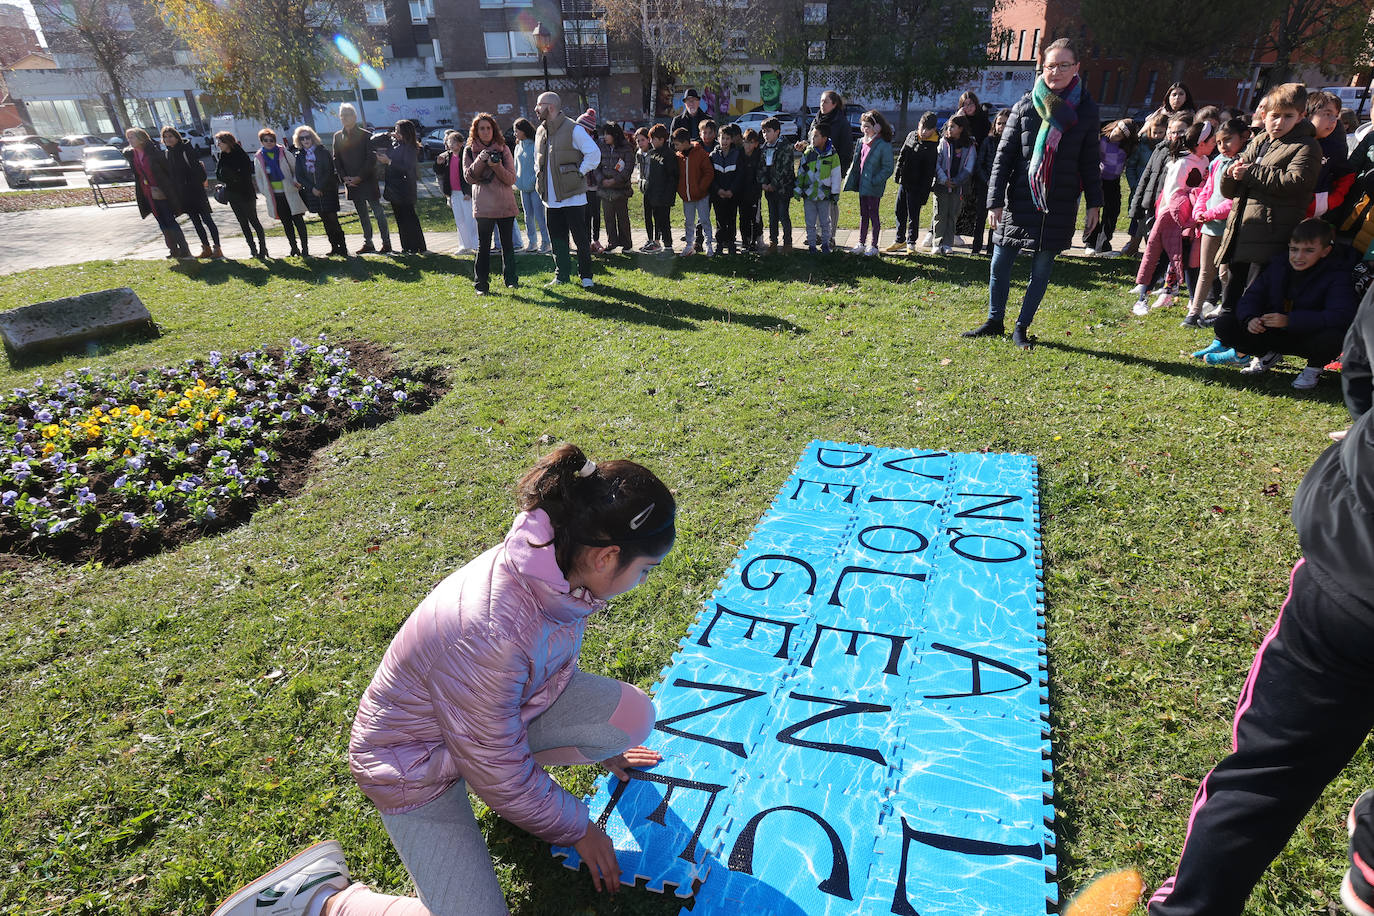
[532,22,555,92]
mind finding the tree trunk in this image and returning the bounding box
[297,77,314,129]
[896,81,911,138]
[649,47,659,118]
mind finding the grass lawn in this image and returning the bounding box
[0,208,1360,916]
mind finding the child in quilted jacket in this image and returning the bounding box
[1186,118,1250,325]
[210,444,675,916]
[1129,120,1214,316]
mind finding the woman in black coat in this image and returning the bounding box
[963,38,1102,348]
[213,131,267,258]
[292,125,348,256]
[161,126,220,258]
[377,119,426,254]
[122,127,190,258]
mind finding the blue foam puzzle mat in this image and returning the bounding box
[552,441,1054,914]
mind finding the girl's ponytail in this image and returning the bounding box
[517,444,676,577]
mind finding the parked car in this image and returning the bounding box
[1325,85,1371,116]
[731,110,799,141]
[421,127,451,159]
[57,134,110,161]
[83,145,134,184]
[1,144,67,187]
[169,125,213,155]
[1,133,61,160]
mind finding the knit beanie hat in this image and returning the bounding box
[575,109,598,132]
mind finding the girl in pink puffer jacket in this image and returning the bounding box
[211,445,675,916]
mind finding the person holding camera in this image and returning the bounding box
[463,113,520,293]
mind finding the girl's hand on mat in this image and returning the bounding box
[603,746,662,781]
[574,821,621,894]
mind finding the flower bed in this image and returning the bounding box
[1,337,444,565]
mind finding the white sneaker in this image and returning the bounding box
[539,242,552,253]
[1241,352,1283,375]
[1129,284,1147,298]
[1292,366,1322,389]
[940,245,954,255]
[1081,246,1098,257]
[849,243,867,254]
[1100,249,1122,259]
[580,277,594,288]
[865,245,879,256]
[920,232,934,247]
[523,242,540,252]
[211,841,349,916]
[1151,291,1175,310]
[1198,300,1217,318]
[680,244,696,257]
[1131,298,1149,316]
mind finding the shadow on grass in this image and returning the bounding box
[540,279,807,334]
[182,252,469,287]
[1035,338,1348,404]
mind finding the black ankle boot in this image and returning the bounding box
[1011,324,1034,349]
[961,319,1005,338]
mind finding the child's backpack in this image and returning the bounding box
[1334,191,1374,261]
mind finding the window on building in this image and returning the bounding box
[409,0,433,23]
[1144,70,1158,106]
[509,30,537,58]
[322,89,357,102]
[484,31,511,61]
[1031,28,1039,60]
[364,1,386,24]
[406,86,444,99]
[736,82,751,94]
[480,0,503,8]
[1099,70,1111,102]
[432,38,442,65]
[362,88,379,101]
[808,39,826,60]
[803,2,826,24]
[1016,29,1025,60]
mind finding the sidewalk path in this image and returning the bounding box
[1,190,1134,276]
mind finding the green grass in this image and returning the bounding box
[0,214,1360,915]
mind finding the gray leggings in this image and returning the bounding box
[342,671,651,916]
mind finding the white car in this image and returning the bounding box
[731,111,799,141]
[167,125,213,155]
[57,134,111,161]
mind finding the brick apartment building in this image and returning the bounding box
[993,0,1350,117]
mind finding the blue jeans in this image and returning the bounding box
[987,244,1059,329]
[520,189,548,246]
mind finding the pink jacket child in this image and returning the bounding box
[1133,150,1209,308]
[209,446,675,916]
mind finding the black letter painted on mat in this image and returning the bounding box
[952,493,1026,522]
[696,603,798,659]
[654,679,768,758]
[800,622,912,676]
[947,528,1028,564]
[816,447,872,469]
[828,566,928,607]
[889,815,1042,915]
[596,770,729,862]
[858,525,930,555]
[923,642,1032,700]
[741,554,818,596]
[775,691,893,766]
[791,478,860,503]
[880,452,949,481]
[728,806,853,900]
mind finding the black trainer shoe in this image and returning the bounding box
[961,319,1005,338]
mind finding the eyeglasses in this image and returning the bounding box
[1043,62,1077,72]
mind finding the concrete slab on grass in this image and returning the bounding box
[0,286,156,360]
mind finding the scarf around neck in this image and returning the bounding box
[1029,74,1081,212]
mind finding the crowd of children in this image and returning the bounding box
[481,83,1374,389]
